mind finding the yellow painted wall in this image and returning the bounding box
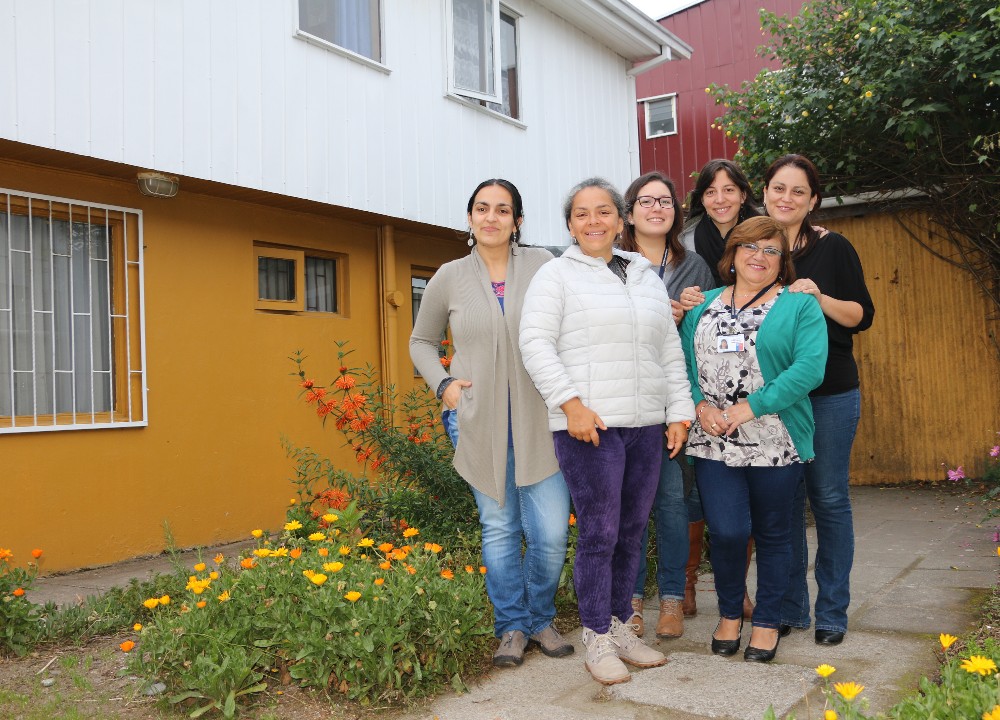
[0,160,463,572]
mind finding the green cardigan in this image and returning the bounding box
[679,287,829,461]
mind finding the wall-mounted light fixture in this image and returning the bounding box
[136,171,180,198]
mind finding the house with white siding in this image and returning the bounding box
[0,0,690,571]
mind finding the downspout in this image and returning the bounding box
[376,224,402,399]
[626,72,641,178]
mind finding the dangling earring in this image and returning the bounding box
[571,236,579,245]
[467,228,475,247]
[511,229,519,244]
[616,232,623,244]
[730,263,735,275]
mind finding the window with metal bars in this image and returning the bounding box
[0,190,146,433]
[255,245,340,314]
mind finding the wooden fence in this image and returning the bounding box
[821,209,1000,484]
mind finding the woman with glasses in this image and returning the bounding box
[616,172,713,641]
[410,179,573,669]
[679,215,827,663]
[762,155,875,648]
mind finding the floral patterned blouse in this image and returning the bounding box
[686,290,801,467]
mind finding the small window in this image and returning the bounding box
[297,0,382,63]
[255,245,341,314]
[448,0,522,119]
[643,94,677,138]
[411,273,446,376]
[1,190,146,433]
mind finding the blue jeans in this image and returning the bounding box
[442,410,570,637]
[694,458,803,628]
[553,425,663,634]
[781,388,860,633]
[633,452,688,600]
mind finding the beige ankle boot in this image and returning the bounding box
[656,598,684,639]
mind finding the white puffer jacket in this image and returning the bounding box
[519,244,695,431]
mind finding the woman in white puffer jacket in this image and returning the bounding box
[519,178,694,686]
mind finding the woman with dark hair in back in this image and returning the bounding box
[761,154,875,648]
[410,179,573,669]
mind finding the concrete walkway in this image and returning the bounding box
[31,485,998,719]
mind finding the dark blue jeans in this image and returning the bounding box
[553,425,663,634]
[695,458,804,628]
[633,452,688,600]
[781,388,861,633]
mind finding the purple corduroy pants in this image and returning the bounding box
[553,425,664,634]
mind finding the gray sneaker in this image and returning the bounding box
[493,630,528,667]
[528,624,575,658]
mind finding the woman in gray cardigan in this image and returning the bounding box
[409,179,572,669]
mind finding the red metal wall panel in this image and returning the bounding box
[637,0,807,200]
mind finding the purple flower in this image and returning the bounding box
[990,445,999,458]
[947,466,966,482]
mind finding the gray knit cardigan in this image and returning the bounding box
[409,245,560,506]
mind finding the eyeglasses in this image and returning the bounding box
[736,242,783,257]
[635,195,675,209]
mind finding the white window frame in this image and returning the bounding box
[294,0,389,74]
[0,188,147,434]
[446,0,503,104]
[641,93,678,139]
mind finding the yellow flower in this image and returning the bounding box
[427,543,442,554]
[358,538,374,548]
[302,569,316,579]
[251,529,263,538]
[185,576,211,595]
[289,498,297,506]
[193,562,206,572]
[864,90,873,98]
[213,553,224,564]
[940,633,958,650]
[308,532,326,542]
[983,705,1000,720]
[133,623,143,632]
[323,562,345,573]
[825,711,838,720]
[217,590,230,602]
[815,664,836,678]
[960,655,998,675]
[143,598,160,610]
[403,527,419,538]
[833,682,864,702]
[309,574,328,586]
[159,595,171,606]
[209,571,219,580]
[253,548,271,558]
[344,591,362,602]
[271,547,288,557]
[284,520,303,532]
[801,110,809,117]
[338,546,351,556]
[322,513,338,523]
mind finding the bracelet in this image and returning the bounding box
[436,377,457,400]
[697,404,710,419]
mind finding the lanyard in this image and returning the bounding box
[729,282,776,320]
[656,246,668,279]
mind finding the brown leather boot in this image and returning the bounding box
[656,598,684,639]
[629,597,645,636]
[743,538,755,620]
[683,520,705,617]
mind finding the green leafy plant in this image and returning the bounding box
[0,547,45,656]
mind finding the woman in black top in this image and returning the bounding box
[763,154,875,647]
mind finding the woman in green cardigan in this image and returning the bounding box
[679,216,827,663]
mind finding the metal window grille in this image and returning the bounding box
[305,256,337,313]
[0,189,146,433]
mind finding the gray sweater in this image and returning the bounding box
[409,246,559,505]
[663,247,716,300]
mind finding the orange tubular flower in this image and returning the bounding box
[240,558,257,570]
[441,569,454,580]
[12,587,25,597]
[335,375,357,390]
[300,379,315,389]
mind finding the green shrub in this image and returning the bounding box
[0,547,44,656]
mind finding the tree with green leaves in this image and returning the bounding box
[710,0,1000,336]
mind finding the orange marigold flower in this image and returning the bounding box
[335,375,357,390]
[119,640,136,653]
[374,578,385,586]
[12,587,25,597]
[439,357,452,368]
[0,548,13,562]
[344,590,362,602]
[440,340,450,346]
[465,565,474,573]
[318,547,330,557]
[441,569,454,580]
[378,542,394,554]
[159,595,170,605]
[300,379,315,389]
[31,548,43,559]
[213,553,224,564]
[569,514,576,526]
[196,600,207,608]
[479,566,487,574]
[240,558,257,570]
[405,565,417,575]
[290,547,303,559]
[194,562,206,572]
[403,527,419,538]
[379,561,392,570]
[338,546,351,556]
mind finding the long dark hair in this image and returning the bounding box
[687,159,759,227]
[466,178,525,246]
[620,171,685,266]
[763,154,822,252]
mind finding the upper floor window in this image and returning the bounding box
[643,94,678,138]
[297,0,383,65]
[449,1,521,120]
[1,190,146,433]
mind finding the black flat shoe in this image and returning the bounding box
[815,629,845,645]
[744,628,781,663]
[711,618,743,656]
[778,624,792,638]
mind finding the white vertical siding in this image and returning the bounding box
[0,0,648,244]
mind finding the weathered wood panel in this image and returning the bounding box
[824,209,1000,484]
